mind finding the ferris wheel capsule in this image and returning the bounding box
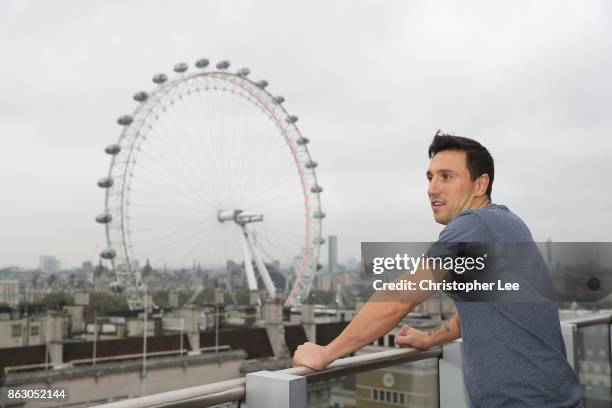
[174,63,188,73]
[313,211,326,219]
[97,177,114,188]
[296,137,310,145]
[273,96,285,104]
[310,185,323,193]
[195,58,209,69]
[313,237,326,245]
[104,144,121,155]
[256,80,268,89]
[153,73,168,84]
[285,115,298,124]
[237,68,250,76]
[305,161,318,169]
[100,248,117,260]
[216,60,230,70]
[96,213,113,224]
[117,115,133,126]
[133,91,149,102]
[109,280,124,292]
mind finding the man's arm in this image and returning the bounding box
[394,312,461,350]
[292,265,448,370]
[292,300,414,370]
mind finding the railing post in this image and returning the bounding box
[560,322,577,370]
[245,371,306,408]
[438,340,469,408]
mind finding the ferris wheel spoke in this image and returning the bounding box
[138,134,219,207]
[196,83,228,201]
[182,90,227,202]
[238,156,300,204]
[226,96,274,199]
[130,220,212,246]
[128,188,216,214]
[241,183,303,212]
[257,223,303,257]
[127,201,210,215]
[128,169,219,211]
[163,93,225,202]
[145,125,220,204]
[136,221,220,256]
[229,90,255,196]
[129,169,216,210]
[149,104,220,194]
[243,201,304,214]
[256,232,299,263]
[128,217,208,234]
[170,224,230,267]
[211,88,238,206]
[229,109,283,201]
[141,122,202,182]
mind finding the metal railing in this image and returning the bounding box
[92,311,612,408]
[4,346,232,375]
[94,346,442,408]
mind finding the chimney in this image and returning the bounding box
[301,296,316,342]
[169,290,179,309]
[181,304,200,354]
[263,293,287,357]
[46,311,64,367]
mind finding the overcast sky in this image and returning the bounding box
[1,0,611,269]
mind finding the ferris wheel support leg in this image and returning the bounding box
[243,226,277,299]
[242,233,259,292]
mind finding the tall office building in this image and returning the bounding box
[328,235,338,274]
[39,255,61,273]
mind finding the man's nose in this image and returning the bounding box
[428,178,440,197]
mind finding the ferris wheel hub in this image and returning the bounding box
[217,209,263,225]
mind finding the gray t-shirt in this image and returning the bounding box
[435,204,582,407]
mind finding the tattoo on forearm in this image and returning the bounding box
[430,322,450,338]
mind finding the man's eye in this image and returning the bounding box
[442,174,451,180]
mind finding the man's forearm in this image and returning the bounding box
[427,313,461,347]
[323,301,414,362]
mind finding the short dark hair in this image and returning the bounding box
[428,130,494,197]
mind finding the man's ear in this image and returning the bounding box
[474,174,490,197]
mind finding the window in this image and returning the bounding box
[400,393,405,404]
[378,337,385,346]
[386,391,391,402]
[11,324,22,338]
[31,326,39,336]
[373,389,378,400]
[393,392,398,403]
[388,334,395,346]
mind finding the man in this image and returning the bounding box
[293,132,582,407]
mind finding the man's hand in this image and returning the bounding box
[396,314,461,350]
[292,342,332,370]
[394,325,433,350]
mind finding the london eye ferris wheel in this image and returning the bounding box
[96,58,325,309]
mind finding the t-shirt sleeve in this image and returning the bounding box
[437,212,494,243]
[427,213,493,277]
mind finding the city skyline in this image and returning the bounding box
[2,0,612,268]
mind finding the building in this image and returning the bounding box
[0,280,19,306]
[39,255,61,273]
[328,235,338,274]
[0,307,46,349]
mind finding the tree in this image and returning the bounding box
[40,292,74,310]
[89,292,128,313]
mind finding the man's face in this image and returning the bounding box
[426,150,481,225]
